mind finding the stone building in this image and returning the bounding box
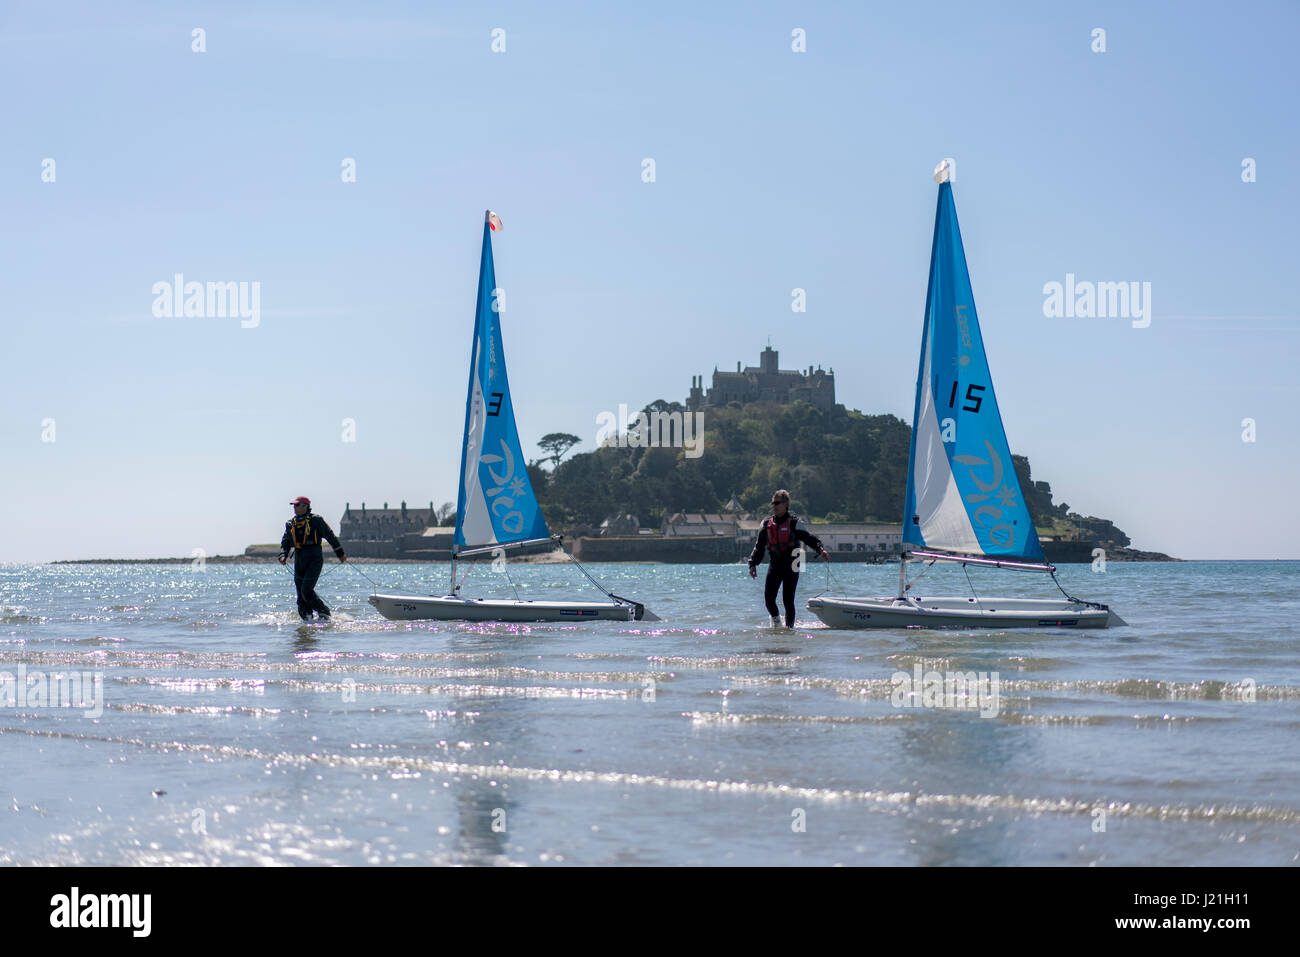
[686,346,839,413]
[661,512,739,538]
[339,501,440,558]
[599,514,641,536]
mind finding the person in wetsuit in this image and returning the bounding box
[279,496,346,620]
[747,488,829,628]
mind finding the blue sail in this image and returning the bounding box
[901,179,1044,562]
[454,214,550,550]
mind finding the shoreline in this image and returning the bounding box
[47,553,1185,565]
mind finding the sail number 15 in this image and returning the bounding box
[946,381,985,414]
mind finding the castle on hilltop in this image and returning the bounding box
[686,345,839,413]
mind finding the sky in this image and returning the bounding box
[2,0,1296,562]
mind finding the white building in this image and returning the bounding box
[737,519,902,554]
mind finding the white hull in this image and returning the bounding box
[367,593,638,622]
[806,595,1123,629]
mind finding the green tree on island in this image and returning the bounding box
[537,432,582,470]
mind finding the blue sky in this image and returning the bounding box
[2,0,1296,562]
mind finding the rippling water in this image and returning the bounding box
[1,559,1297,866]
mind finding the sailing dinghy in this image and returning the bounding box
[367,212,656,623]
[807,163,1123,630]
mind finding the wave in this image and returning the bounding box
[10,726,1300,827]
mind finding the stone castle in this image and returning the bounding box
[686,346,838,412]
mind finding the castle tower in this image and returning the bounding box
[687,374,704,412]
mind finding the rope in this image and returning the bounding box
[345,560,380,593]
[1049,569,1108,611]
[282,552,380,594]
[807,553,834,599]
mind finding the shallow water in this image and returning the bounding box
[1,559,1296,865]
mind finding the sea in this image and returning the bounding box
[1,559,1297,866]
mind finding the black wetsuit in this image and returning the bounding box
[280,513,346,620]
[748,514,826,628]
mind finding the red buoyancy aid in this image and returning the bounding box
[765,516,796,557]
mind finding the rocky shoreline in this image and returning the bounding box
[1098,546,1177,562]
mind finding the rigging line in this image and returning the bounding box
[455,560,476,593]
[557,547,644,615]
[962,562,981,606]
[1049,569,1107,611]
[452,541,647,618]
[501,560,522,602]
[904,559,936,594]
[563,550,612,597]
[561,548,622,602]
[1050,569,1073,600]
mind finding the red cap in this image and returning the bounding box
[290,496,311,506]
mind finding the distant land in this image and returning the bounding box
[54,351,1176,564]
[531,396,1173,561]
